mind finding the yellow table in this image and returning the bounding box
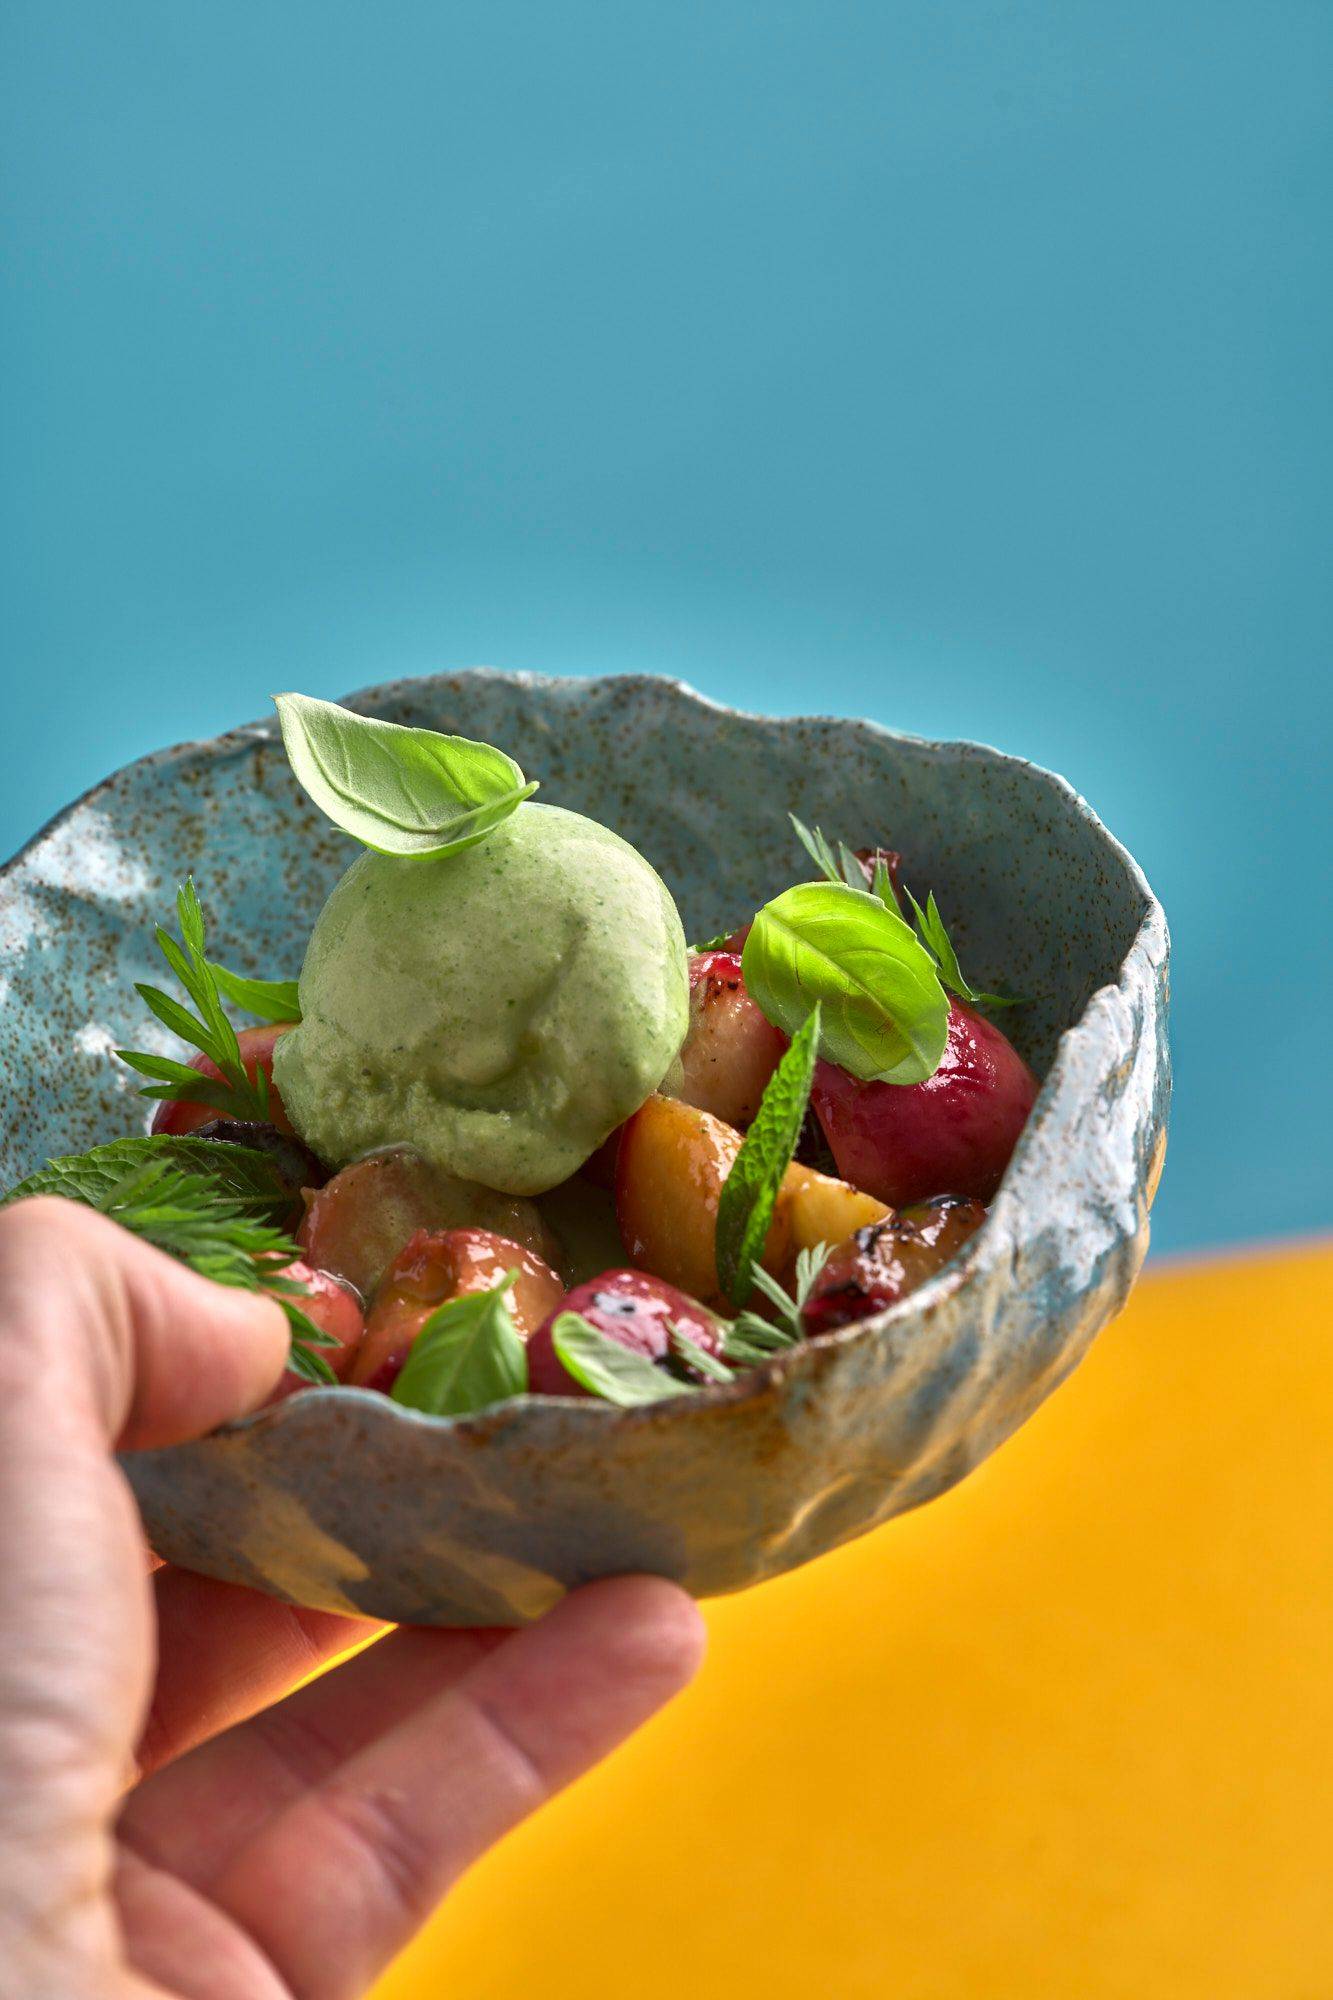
[376,1245,1332,1999]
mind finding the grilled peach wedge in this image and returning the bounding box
[615,1093,888,1308]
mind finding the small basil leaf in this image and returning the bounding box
[549,1314,695,1406]
[390,1271,528,1416]
[386,1272,528,1416]
[742,881,948,1086]
[714,1003,822,1309]
[274,693,538,860]
[208,963,302,1023]
[788,813,843,885]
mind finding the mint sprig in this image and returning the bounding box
[389,1269,529,1417]
[904,888,1024,1010]
[117,881,271,1122]
[723,1244,831,1363]
[1,1134,292,1216]
[714,1003,822,1309]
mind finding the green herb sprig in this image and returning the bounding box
[903,888,1024,1011]
[714,1003,823,1308]
[274,693,538,861]
[1,1134,293,1215]
[207,963,302,1024]
[723,1245,831,1365]
[390,1269,529,1416]
[117,881,272,1122]
[70,1157,337,1383]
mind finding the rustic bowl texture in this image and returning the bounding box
[0,673,1169,1625]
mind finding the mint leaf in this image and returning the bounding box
[274,693,538,860]
[2,1134,292,1216]
[390,1270,528,1416]
[549,1314,696,1406]
[743,881,948,1086]
[904,888,1024,1010]
[208,963,302,1024]
[714,1003,822,1309]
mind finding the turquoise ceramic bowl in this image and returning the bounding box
[0,674,1169,1625]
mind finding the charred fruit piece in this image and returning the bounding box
[811,999,1038,1208]
[527,1269,726,1395]
[296,1146,560,1303]
[676,951,788,1128]
[263,1262,366,1401]
[801,1196,987,1336]
[150,1023,295,1138]
[351,1227,564,1392]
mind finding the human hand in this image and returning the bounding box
[0,1200,704,1998]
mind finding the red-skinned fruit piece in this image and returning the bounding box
[801,1196,987,1337]
[297,1148,559,1303]
[811,999,1038,1208]
[150,1023,295,1138]
[264,1262,366,1402]
[676,951,789,1129]
[350,1227,564,1393]
[526,1269,726,1396]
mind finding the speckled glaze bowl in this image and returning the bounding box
[0,673,1169,1625]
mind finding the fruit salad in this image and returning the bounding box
[2,695,1038,1416]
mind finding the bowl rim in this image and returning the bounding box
[2,667,1169,1434]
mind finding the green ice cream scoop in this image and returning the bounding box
[273,803,689,1196]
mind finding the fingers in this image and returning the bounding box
[136,1569,383,1778]
[0,1198,290,1950]
[0,1198,289,1449]
[123,1621,508,1889]
[210,1578,704,2000]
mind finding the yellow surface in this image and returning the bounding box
[375,1245,1333,2000]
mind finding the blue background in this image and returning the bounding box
[2,2,1328,1255]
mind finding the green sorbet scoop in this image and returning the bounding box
[273,803,689,1196]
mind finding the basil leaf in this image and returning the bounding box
[549,1313,695,1406]
[2,1135,292,1217]
[274,693,538,859]
[904,887,1025,1011]
[742,881,948,1086]
[714,1003,822,1308]
[208,963,302,1024]
[390,1270,529,1416]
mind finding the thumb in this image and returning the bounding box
[0,1196,290,1449]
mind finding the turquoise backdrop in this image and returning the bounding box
[2,1,1329,1254]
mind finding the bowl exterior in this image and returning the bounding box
[0,673,1169,1624]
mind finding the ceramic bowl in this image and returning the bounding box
[0,673,1169,1625]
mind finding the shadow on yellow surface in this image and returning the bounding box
[373,1245,1332,2000]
